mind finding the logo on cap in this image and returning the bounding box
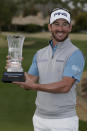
[54,12,67,17]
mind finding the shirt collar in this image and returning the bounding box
[49,37,70,49]
[49,40,58,50]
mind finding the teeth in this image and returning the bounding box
[57,32,63,36]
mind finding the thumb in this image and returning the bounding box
[24,72,30,81]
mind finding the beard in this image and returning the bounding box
[52,31,69,42]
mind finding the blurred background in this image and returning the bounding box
[0,0,87,131]
[0,0,87,33]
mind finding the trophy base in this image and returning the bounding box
[2,72,25,83]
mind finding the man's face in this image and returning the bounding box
[48,18,72,42]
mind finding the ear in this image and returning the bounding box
[69,23,72,32]
[48,24,52,32]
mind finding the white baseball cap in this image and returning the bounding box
[50,8,71,24]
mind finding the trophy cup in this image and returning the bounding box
[2,35,25,83]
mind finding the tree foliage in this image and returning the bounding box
[0,0,17,26]
[17,0,39,16]
[16,0,87,18]
[74,12,87,32]
[0,0,87,27]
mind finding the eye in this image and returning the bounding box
[53,22,60,26]
[52,21,69,27]
[63,22,69,27]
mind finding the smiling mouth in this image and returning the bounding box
[56,32,64,37]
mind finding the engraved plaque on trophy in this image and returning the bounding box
[2,35,25,83]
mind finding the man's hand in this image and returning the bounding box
[5,56,23,70]
[13,72,36,90]
[5,56,11,70]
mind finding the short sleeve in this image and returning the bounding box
[28,53,39,76]
[63,50,85,82]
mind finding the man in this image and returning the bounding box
[12,8,85,131]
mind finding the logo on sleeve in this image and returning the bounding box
[72,65,81,73]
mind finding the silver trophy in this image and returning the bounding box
[2,35,25,82]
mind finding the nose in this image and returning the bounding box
[57,25,63,31]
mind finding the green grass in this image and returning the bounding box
[0,35,87,131]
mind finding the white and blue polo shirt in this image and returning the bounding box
[28,40,85,82]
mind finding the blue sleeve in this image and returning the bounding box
[28,53,39,76]
[63,50,85,82]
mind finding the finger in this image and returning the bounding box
[5,66,8,69]
[6,55,11,59]
[6,60,10,63]
[12,81,25,86]
[13,82,29,90]
[6,63,10,66]
[24,72,28,77]
[24,72,30,80]
[24,72,30,82]
[20,57,24,60]
[5,63,11,69]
